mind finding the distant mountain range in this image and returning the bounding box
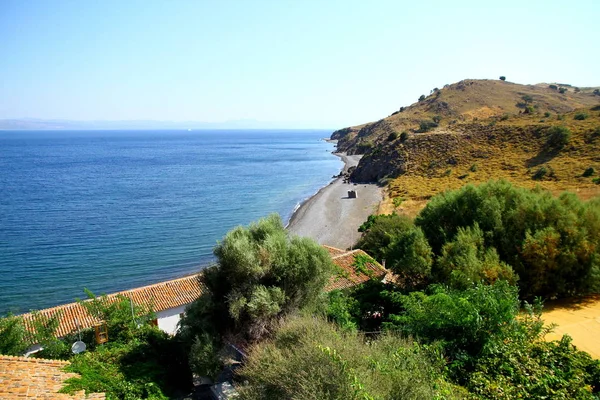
[0,118,333,130]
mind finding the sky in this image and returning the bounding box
[1,0,599,128]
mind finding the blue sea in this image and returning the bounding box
[0,130,340,315]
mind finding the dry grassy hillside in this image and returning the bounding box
[331,79,600,216]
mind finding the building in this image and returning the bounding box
[0,355,105,399]
[19,246,387,346]
[20,274,206,347]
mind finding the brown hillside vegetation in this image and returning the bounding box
[332,79,600,215]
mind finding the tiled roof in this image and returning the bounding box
[21,274,206,338]
[327,248,387,291]
[323,245,349,257]
[0,355,105,399]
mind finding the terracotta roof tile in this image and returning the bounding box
[326,248,387,291]
[322,245,348,257]
[0,355,105,399]
[21,274,206,338]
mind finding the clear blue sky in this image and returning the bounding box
[1,0,598,128]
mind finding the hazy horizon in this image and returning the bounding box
[1,0,599,128]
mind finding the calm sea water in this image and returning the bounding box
[0,130,340,315]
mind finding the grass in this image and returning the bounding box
[384,109,600,214]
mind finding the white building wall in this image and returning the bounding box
[157,304,188,335]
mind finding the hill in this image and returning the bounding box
[332,79,600,215]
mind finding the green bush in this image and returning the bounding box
[0,314,29,356]
[499,76,506,81]
[469,164,478,172]
[356,213,414,262]
[400,131,409,142]
[415,180,600,299]
[387,131,398,141]
[432,115,442,123]
[575,112,589,120]
[436,224,517,289]
[237,316,465,400]
[469,334,600,399]
[549,84,558,90]
[392,196,404,208]
[417,120,438,132]
[532,166,549,180]
[559,87,567,94]
[183,214,335,342]
[544,111,551,117]
[384,225,433,288]
[418,94,426,102]
[546,125,571,149]
[583,167,596,177]
[385,281,520,362]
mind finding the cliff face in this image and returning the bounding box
[332,79,600,184]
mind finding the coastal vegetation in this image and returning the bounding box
[2,199,600,398]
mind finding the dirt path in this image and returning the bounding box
[542,295,600,358]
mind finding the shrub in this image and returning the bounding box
[436,224,516,289]
[546,125,571,149]
[192,214,335,341]
[469,164,478,172]
[387,131,398,141]
[549,84,558,90]
[593,177,600,185]
[544,111,551,117]
[418,94,426,102]
[386,281,520,360]
[559,87,567,94]
[400,131,409,142]
[392,196,404,208]
[532,166,549,180]
[236,316,465,400]
[356,213,414,262]
[432,115,442,123]
[594,89,600,96]
[415,180,600,299]
[385,225,433,288]
[583,167,596,177]
[521,94,533,103]
[0,314,29,356]
[418,120,438,132]
[574,112,589,120]
[399,106,405,112]
[499,76,506,81]
[500,114,509,121]
[557,113,565,120]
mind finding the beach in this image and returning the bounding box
[287,153,383,249]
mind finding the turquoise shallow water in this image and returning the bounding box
[0,129,340,314]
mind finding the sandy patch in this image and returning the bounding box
[287,153,382,249]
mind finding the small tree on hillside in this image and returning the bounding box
[418,94,426,102]
[499,76,506,81]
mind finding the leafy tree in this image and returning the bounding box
[499,76,506,81]
[237,315,466,400]
[356,213,414,262]
[182,214,335,343]
[0,314,29,355]
[559,87,567,94]
[583,167,596,177]
[418,94,426,102]
[387,131,398,141]
[400,131,409,142]
[436,224,516,289]
[415,181,600,299]
[549,84,558,90]
[385,226,433,288]
[546,125,571,149]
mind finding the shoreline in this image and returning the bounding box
[286,151,382,249]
